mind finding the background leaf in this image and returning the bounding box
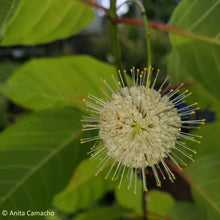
[74,206,127,220]
[115,171,142,215]
[147,190,175,217]
[1,0,94,46]
[0,61,20,82]
[168,202,200,220]
[0,0,19,43]
[46,214,62,220]
[53,159,114,213]
[185,154,220,219]
[115,174,174,218]
[0,107,89,216]
[180,82,220,157]
[168,0,220,100]
[0,55,116,111]
[167,47,192,83]
[0,61,20,129]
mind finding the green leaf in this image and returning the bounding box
[179,84,220,219]
[74,206,127,220]
[168,202,200,220]
[167,48,192,83]
[178,83,220,158]
[0,55,116,111]
[193,121,220,158]
[0,0,19,43]
[0,94,8,129]
[185,154,220,219]
[147,190,175,217]
[0,61,20,129]
[53,159,114,213]
[183,82,220,114]
[115,175,174,217]
[168,0,220,100]
[1,0,94,46]
[0,107,89,215]
[0,61,20,83]
[115,171,142,214]
[45,212,62,220]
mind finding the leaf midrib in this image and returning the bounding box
[192,180,220,214]
[1,0,17,26]
[170,28,220,46]
[188,0,220,31]
[168,0,220,45]
[0,130,81,206]
[186,159,220,214]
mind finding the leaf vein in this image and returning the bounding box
[0,131,81,206]
[188,0,220,31]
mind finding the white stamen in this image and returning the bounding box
[151,70,160,89]
[158,76,169,92]
[90,147,107,159]
[178,102,198,112]
[101,88,112,100]
[142,167,147,191]
[134,168,137,194]
[105,160,117,179]
[118,165,126,188]
[118,70,125,87]
[170,152,187,166]
[179,134,201,143]
[168,153,182,169]
[173,92,192,105]
[88,94,105,105]
[175,141,196,154]
[152,165,161,186]
[157,164,166,180]
[174,148,195,162]
[81,136,99,143]
[161,159,175,182]
[96,156,111,176]
[112,161,121,181]
[167,83,184,99]
[171,90,189,102]
[128,167,133,189]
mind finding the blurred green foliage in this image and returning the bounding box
[0,0,220,220]
[0,61,20,129]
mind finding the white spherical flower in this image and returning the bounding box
[81,67,204,192]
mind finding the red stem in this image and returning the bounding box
[114,18,176,31]
[77,0,109,12]
[78,1,220,46]
[114,18,220,46]
[78,0,175,34]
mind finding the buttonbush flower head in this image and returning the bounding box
[81,67,204,192]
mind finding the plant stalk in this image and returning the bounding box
[117,0,152,87]
[133,0,152,88]
[109,0,125,81]
[132,0,152,67]
[142,189,148,220]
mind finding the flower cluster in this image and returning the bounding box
[81,67,204,192]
